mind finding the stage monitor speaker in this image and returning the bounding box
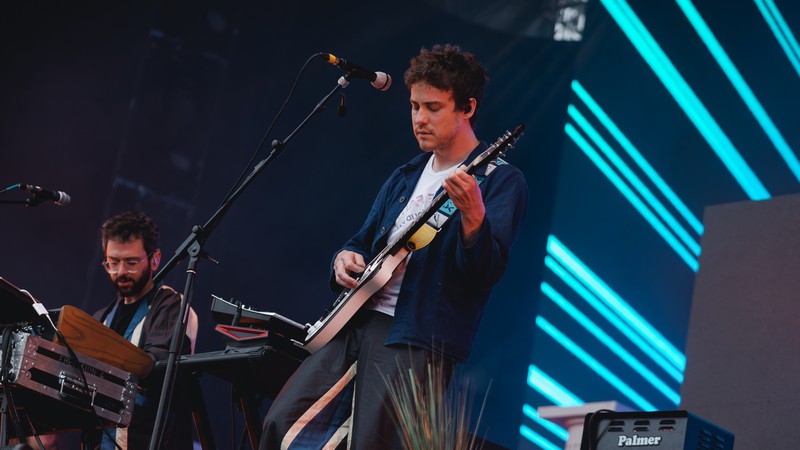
[681,193,800,448]
[579,410,733,450]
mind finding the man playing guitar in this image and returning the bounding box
[261,43,528,450]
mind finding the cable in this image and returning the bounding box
[219,52,327,205]
[23,415,46,450]
[584,408,615,450]
[0,184,21,195]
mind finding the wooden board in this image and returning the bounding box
[54,305,153,379]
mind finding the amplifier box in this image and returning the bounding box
[579,410,734,450]
[1,332,138,436]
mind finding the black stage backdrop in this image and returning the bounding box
[1,1,578,447]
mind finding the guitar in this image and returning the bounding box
[303,124,525,353]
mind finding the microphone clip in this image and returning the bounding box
[337,93,347,117]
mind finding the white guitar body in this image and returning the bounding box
[303,248,409,353]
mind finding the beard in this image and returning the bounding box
[111,263,152,298]
[415,126,458,154]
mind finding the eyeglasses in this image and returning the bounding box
[102,253,153,274]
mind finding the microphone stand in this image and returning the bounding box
[147,73,354,450]
[0,197,43,206]
[0,193,51,206]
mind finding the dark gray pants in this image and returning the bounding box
[260,310,452,450]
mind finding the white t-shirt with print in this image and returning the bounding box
[366,155,461,316]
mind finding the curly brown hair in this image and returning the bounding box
[403,43,489,128]
[101,210,159,255]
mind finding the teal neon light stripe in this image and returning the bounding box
[541,282,681,404]
[527,364,583,406]
[600,0,770,200]
[545,256,684,383]
[548,235,687,371]
[565,123,699,271]
[536,315,657,411]
[571,80,704,235]
[755,0,800,77]
[569,105,701,256]
[613,0,769,198]
[520,425,563,450]
[612,0,769,199]
[523,404,569,441]
[677,0,800,183]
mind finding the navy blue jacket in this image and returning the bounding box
[330,142,528,362]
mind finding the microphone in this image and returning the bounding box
[20,184,71,206]
[321,53,392,91]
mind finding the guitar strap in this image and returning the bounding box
[425,158,507,231]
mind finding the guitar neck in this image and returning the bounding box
[387,151,491,255]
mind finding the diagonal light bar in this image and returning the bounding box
[611,0,770,199]
[677,0,800,183]
[542,282,681,404]
[571,80,704,235]
[599,0,770,200]
[528,364,584,406]
[569,104,701,256]
[612,0,770,198]
[548,235,687,371]
[521,425,563,450]
[545,256,684,383]
[523,404,569,441]
[755,0,800,77]
[536,315,657,411]
[565,123,699,271]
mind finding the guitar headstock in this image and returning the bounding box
[467,124,525,173]
[497,124,525,159]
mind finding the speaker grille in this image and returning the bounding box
[580,410,734,450]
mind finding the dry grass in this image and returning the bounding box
[382,354,490,450]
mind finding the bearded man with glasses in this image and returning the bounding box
[93,210,196,450]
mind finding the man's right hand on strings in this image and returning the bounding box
[333,250,366,289]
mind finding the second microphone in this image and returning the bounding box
[321,53,391,91]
